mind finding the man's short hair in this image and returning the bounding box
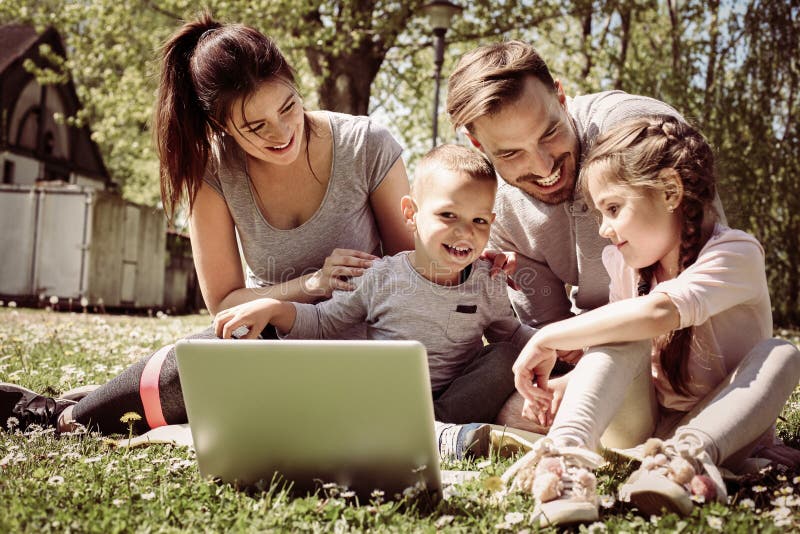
[412,144,496,196]
[446,41,556,133]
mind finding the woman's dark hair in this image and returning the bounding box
[154,12,302,221]
[579,115,718,396]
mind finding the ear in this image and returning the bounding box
[554,79,567,108]
[400,195,418,231]
[465,131,484,152]
[659,168,685,210]
[490,212,496,224]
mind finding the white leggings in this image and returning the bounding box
[549,338,800,467]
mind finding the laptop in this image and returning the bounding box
[175,339,442,500]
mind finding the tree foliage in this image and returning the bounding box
[2,0,798,324]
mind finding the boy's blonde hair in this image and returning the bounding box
[412,144,496,197]
[579,115,717,396]
[446,41,556,133]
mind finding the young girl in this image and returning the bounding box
[504,115,800,526]
[0,13,412,435]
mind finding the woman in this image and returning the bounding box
[1,13,412,435]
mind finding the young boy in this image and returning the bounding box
[214,145,536,459]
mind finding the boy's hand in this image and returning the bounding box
[308,248,377,298]
[480,249,520,290]
[512,338,556,417]
[213,298,278,339]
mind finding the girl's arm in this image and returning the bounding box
[513,292,679,407]
[190,182,373,315]
[368,158,414,255]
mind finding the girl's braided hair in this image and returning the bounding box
[579,115,718,396]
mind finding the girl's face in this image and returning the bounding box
[588,171,683,277]
[225,79,305,166]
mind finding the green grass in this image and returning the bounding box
[1,307,799,532]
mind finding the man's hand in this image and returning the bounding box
[480,249,520,290]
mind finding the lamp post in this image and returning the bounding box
[422,1,462,148]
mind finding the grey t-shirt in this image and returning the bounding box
[203,111,402,289]
[488,91,684,326]
[284,252,536,391]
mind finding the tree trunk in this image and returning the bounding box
[702,0,721,127]
[306,43,384,115]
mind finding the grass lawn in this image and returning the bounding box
[1,307,799,532]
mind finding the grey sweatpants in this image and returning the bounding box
[549,338,800,468]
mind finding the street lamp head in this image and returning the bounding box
[422,1,463,32]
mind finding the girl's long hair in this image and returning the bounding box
[154,12,302,222]
[579,115,717,396]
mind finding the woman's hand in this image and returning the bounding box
[480,250,520,290]
[307,248,378,298]
[512,336,557,420]
[213,298,279,339]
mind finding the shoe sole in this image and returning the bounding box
[536,500,599,526]
[620,473,693,516]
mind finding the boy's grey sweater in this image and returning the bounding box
[487,90,684,326]
[285,252,536,391]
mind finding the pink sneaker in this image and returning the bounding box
[502,438,605,526]
[619,437,727,516]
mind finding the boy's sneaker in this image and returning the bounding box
[436,422,492,460]
[1,383,75,432]
[618,437,727,516]
[502,438,604,526]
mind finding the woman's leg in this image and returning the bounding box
[548,339,656,450]
[66,326,218,435]
[661,338,800,467]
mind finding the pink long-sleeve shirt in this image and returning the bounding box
[602,224,772,411]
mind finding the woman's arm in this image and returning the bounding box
[189,182,354,315]
[368,158,414,255]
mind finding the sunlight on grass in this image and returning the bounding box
[1,308,799,532]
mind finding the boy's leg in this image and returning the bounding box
[433,342,518,424]
[548,340,655,450]
[661,338,800,467]
[67,326,219,435]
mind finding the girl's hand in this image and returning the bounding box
[480,250,520,289]
[307,248,378,298]
[512,338,557,417]
[213,298,278,339]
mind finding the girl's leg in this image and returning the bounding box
[662,338,800,467]
[548,339,655,450]
[66,326,218,435]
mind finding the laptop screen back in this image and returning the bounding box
[175,339,441,499]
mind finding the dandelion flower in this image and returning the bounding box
[119,412,142,424]
[739,498,755,509]
[752,485,768,493]
[47,475,65,485]
[504,511,525,525]
[6,416,19,430]
[435,515,454,528]
[706,516,723,531]
[599,494,616,508]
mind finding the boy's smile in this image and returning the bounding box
[403,168,497,285]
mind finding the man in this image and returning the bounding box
[446,40,721,327]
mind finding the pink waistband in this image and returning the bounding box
[139,345,171,428]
